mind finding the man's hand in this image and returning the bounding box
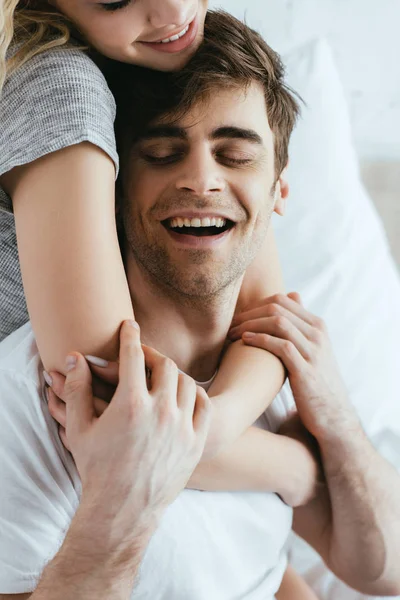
[47,359,118,451]
[50,320,212,545]
[21,320,212,600]
[231,295,400,595]
[229,292,354,438]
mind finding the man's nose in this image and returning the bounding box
[147,0,191,30]
[175,151,226,196]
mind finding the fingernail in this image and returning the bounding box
[242,332,256,339]
[66,354,77,372]
[128,320,140,330]
[43,370,53,386]
[85,355,109,368]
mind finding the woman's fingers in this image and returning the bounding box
[242,333,303,372]
[85,357,119,386]
[47,361,117,404]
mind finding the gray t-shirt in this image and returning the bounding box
[0,44,119,340]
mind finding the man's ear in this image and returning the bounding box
[273,165,289,217]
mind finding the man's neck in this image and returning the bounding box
[126,258,241,381]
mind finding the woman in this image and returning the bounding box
[0,1,314,597]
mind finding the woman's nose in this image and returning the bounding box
[147,0,192,30]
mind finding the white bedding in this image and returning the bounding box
[275,38,400,599]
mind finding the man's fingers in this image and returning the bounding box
[142,344,178,404]
[58,425,71,452]
[117,320,146,397]
[177,373,197,413]
[234,293,316,326]
[46,370,66,400]
[242,333,303,372]
[230,304,313,340]
[192,386,212,434]
[231,316,312,359]
[63,353,95,436]
[47,388,66,428]
[94,397,109,417]
[288,291,303,305]
[47,387,108,430]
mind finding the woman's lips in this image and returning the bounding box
[139,17,199,54]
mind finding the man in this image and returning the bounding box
[1,10,400,600]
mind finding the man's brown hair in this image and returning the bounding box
[105,10,301,181]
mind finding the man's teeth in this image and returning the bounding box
[170,217,226,228]
[160,25,190,44]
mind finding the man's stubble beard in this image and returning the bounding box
[123,210,272,307]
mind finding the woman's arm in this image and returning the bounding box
[46,383,320,509]
[2,143,134,374]
[204,228,286,457]
[188,423,320,508]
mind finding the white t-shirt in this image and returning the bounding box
[0,323,295,599]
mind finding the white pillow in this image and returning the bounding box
[277,38,400,599]
[275,38,400,436]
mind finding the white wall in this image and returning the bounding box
[210,0,400,161]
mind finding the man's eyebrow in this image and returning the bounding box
[211,126,264,145]
[136,126,188,141]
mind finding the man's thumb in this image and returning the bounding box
[64,353,95,436]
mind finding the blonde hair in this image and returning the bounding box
[0,0,83,91]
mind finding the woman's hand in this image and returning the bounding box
[229,292,350,438]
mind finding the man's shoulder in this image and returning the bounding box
[0,322,42,384]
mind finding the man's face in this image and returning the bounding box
[121,82,288,299]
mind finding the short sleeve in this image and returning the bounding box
[0,370,80,594]
[0,44,119,213]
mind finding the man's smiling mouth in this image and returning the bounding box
[162,216,235,237]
